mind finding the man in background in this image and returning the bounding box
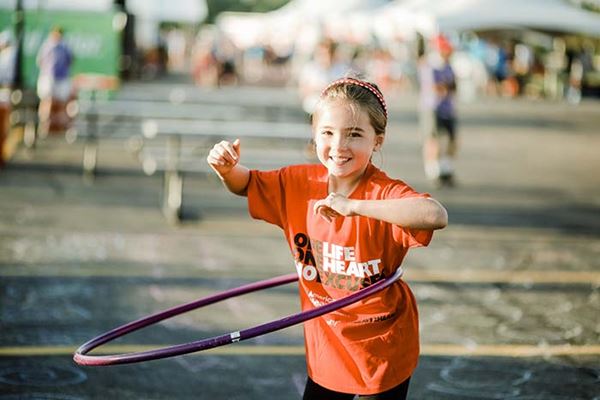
[418,34,458,187]
[36,26,73,136]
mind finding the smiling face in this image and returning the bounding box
[313,100,383,189]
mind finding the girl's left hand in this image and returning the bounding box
[313,192,356,222]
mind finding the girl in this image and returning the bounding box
[207,77,448,399]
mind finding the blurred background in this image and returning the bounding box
[1,0,600,163]
[1,0,600,103]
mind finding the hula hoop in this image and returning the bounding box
[74,267,404,366]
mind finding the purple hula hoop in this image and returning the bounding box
[74,267,404,366]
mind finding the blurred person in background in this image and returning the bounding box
[512,41,534,97]
[565,40,596,104]
[365,47,394,94]
[566,51,584,104]
[485,39,510,96]
[191,26,219,87]
[417,34,458,187]
[298,38,351,114]
[166,28,187,72]
[0,30,14,167]
[36,26,73,137]
[214,33,239,86]
[0,30,15,88]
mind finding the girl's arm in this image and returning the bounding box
[206,139,250,196]
[314,194,448,230]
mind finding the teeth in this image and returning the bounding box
[331,156,350,163]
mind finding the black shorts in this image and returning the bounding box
[303,376,411,400]
[435,115,456,142]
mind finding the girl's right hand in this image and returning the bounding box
[207,138,241,177]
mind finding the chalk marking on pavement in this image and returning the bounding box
[1,269,598,285]
[2,344,600,358]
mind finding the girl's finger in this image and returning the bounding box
[206,153,227,167]
[232,138,241,156]
[313,200,326,214]
[223,141,239,161]
[214,146,237,164]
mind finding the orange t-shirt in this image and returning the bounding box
[247,163,433,395]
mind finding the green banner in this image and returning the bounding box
[0,8,123,90]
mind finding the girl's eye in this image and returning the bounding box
[349,131,362,138]
[321,130,333,136]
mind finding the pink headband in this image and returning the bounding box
[321,78,388,119]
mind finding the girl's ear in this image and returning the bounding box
[374,135,384,151]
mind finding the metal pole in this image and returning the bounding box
[12,0,24,91]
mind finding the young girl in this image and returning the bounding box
[207,77,447,399]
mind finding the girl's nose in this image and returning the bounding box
[331,133,347,150]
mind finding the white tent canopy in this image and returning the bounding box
[368,1,427,41]
[217,0,392,50]
[126,0,208,48]
[127,0,207,24]
[216,12,269,50]
[268,0,390,20]
[0,0,208,49]
[382,0,600,37]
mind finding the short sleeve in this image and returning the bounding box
[247,169,287,229]
[385,182,434,248]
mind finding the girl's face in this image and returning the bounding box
[313,100,383,184]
